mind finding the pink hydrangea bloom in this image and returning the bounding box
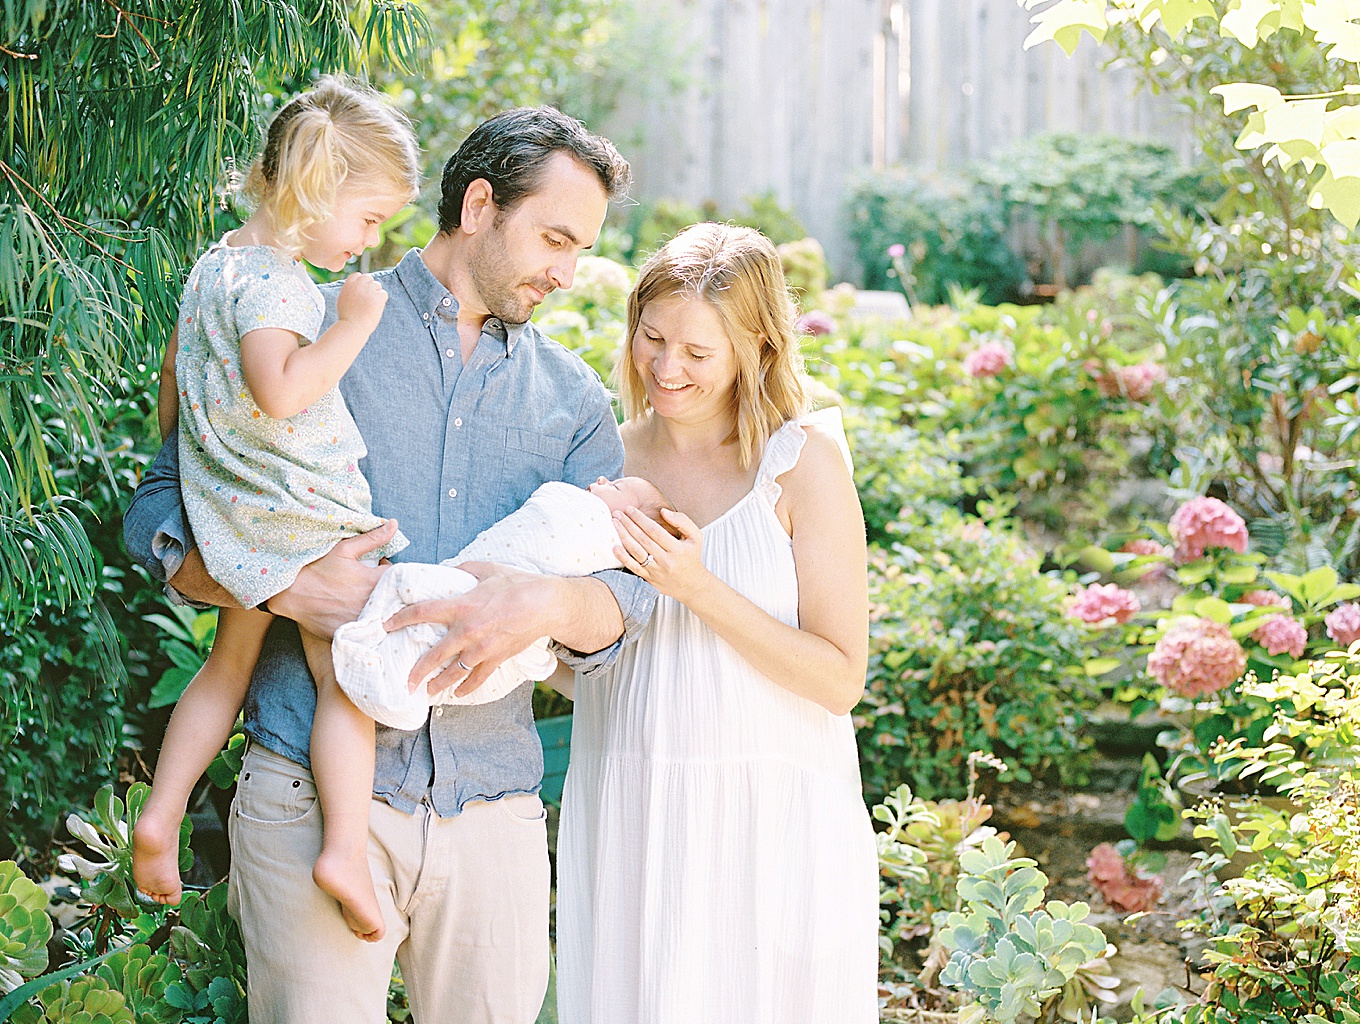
[1086,843,1163,913]
[795,310,837,336]
[1241,590,1289,609]
[1251,614,1308,659]
[1147,617,1247,698]
[1068,583,1140,626]
[1326,603,1360,647]
[1097,362,1167,402]
[962,342,1012,378]
[1168,497,1249,564]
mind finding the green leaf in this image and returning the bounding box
[1084,657,1122,677]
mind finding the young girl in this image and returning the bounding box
[131,78,419,943]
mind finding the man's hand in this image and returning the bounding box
[268,520,397,639]
[384,563,566,699]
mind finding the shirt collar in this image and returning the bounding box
[396,247,532,356]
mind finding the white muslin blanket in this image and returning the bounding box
[332,482,623,730]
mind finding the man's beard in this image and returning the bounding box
[468,221,554,325]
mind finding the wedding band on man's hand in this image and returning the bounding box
[640,553,654,567]
[457,658,472,672]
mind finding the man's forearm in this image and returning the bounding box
[169,548,240,608]
[548,575,625,655]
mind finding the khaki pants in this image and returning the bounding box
[227,743,550,1024]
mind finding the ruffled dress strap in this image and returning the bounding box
[754,405,853,507]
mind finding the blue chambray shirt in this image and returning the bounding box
[124,247,656,816]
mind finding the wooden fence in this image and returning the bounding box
[598,0,1195,280]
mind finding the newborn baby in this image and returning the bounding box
[332,476,669,730]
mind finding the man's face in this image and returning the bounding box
[466,152,609,324]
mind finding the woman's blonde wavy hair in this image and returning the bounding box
[242,77,419,258]
[617,223,808,469]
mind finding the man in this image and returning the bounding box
[123,107,653,1023]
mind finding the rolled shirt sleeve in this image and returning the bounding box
[121,429,206,608]
[550,378,657,677]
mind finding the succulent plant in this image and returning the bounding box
[0,860,53,994]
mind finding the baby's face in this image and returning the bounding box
[588,476,660,516]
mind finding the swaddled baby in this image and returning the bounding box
[332,476,669,730]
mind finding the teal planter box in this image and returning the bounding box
[537,714,573,806]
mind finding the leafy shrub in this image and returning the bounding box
[617,190,807,265]
[845,167,1024,304]
[1135,648,1360,1024]
[2,364,168,862]
[0,860,51,993]
[852,419,1098,799]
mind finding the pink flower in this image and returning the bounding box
[1168,497,1249,564]
[1241,590,1289,609]
[1325,603,1360,647]
[1121,538,1171,559]
[1251,615,1308,659]
[1086,843,1163,913]
[1097,362,1166,402]
[1147,617,1247,699]
[962,342,1012,378]
[795,310,837,336]
[1068,583,1140,627]
[887,243,907,258]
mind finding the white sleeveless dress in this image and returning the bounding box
[556,408,879,1024]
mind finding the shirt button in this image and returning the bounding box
[422,312,429,321]
[435,707,444,717]
[454,417,463,427]
[445,348,455,358]
[441,297,451,307]
[448,488,457,499]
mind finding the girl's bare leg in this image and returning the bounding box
[133,607,272,904]
[301,630,384,943]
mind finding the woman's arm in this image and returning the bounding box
[239,273,386,420]
[157,325,180,441]
[614,427,869,716]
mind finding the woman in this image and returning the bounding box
[556,223,878,1023]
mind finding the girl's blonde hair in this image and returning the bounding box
[618,223,808,468]
[243,77,419,257]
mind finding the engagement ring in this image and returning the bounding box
[640,553,654,567]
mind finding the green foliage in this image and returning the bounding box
[375,0,613,199]
[1,0,426,640]
[777,238,829,310]
[10,975,134,1024]
[0,860,51,993]
[618,191,808,265]
[845,167,1024,304]
[808,277,1172,538]
[846,135,1205,300]
[935,834,1111,1024]
[1139,648,1360,1024]
[853,419,1098,799]
[1021,0,1360,231]
[144,608,216,711]
[977,133,1213,288]
[93,945,184,1024]
[60,785,190,923]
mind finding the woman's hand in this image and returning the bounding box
[613,506,709,603]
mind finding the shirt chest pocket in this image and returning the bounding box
[497,427,571,516]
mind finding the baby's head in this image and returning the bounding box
[243,76,419,265]
[588,476,672,526]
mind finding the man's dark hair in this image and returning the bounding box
[437,107,631,233]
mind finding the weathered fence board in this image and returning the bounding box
[599,0,1194,280]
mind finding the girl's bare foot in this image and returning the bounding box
[131,807,184,905]
[313,849,385,942]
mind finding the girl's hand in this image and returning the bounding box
[613,506,707,603]
[335,272,388,336]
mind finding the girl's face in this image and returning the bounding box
[631,293,739,426]
[300,186,409,272]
